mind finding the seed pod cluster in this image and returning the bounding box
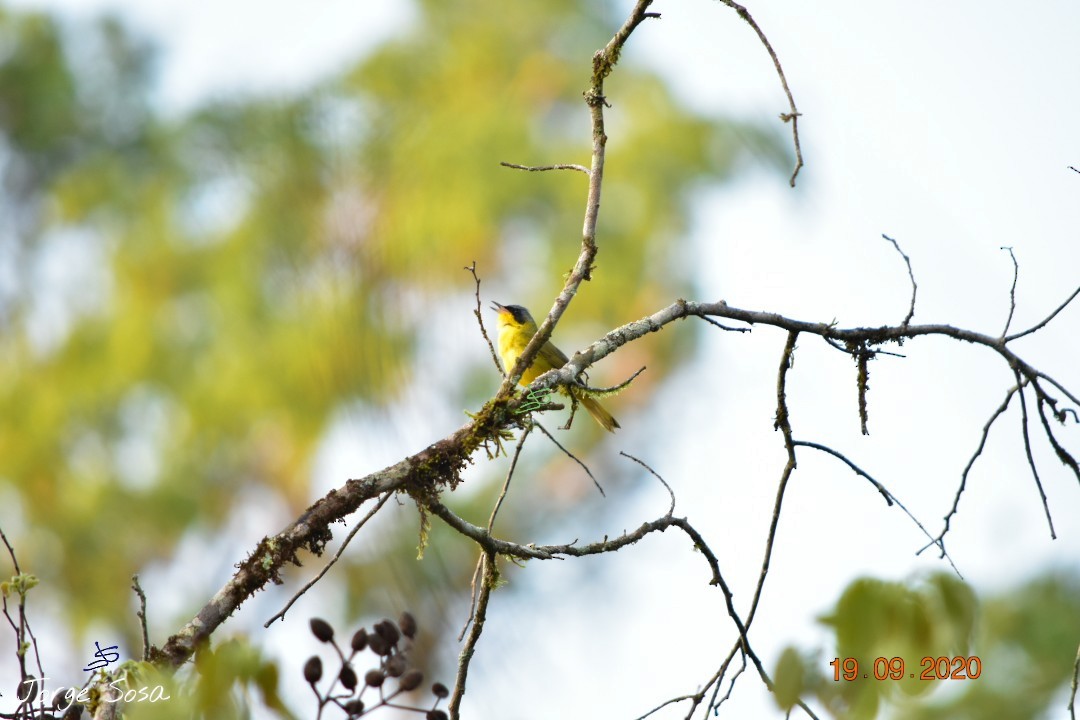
[302,612,448,718]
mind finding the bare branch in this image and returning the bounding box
[499,161,590,175]
[534,421,604,496]
[919,384,1020,557]
[449,551,496,720]
[1000,246,1019,337]
[696,314,752,333]
[634,694,697,720]
[131,575,150,660]
[465,262,502,375]
[713,0,803,185]
[793,440,961,577]
[426,500,720,582]
[1015,371,1057,539]
[460,427,533,641]
[882,234,917,327]
[1006,284,1080,342]
[620,452,676,516]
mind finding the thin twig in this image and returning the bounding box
[460,426,533,641]
[713,0,803,186]
[131,575,150,660]
[465,262,502,374]
[1033,384,1080,484]
[920,384,1020,556]
[488,426,532,532]
[793,440,961,577]
[882,234,917,327]
[1015,371,1056,539]
[1006,285,1080,342]
[696,314,752,333]
[535,421,605,496]
[449,551,496,720]
[265,492,393,627]
[633,694,696,720]
[620,452,676,516]
[1000,246,1019,337]
[575,365,647,395]
[499,161,590,175]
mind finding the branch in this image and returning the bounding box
[265,491,393,627]
[1005,284,1080,342]
[1015,371,1057,539]
[449,551,496,720]
[713,0,803,186]
[465,262,501,375]
[793,440,961,577]
[499,161,590,175]
[1000,246,1019,337]
[920,384,1019,556]
[882,234,917,327]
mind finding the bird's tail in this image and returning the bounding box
[575,390,620,433]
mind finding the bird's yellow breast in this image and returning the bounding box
[496,318,561,385]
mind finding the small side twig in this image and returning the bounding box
[535,421,605,496]
[1015,371,1056,539]
[633,694,696,720]
[920,384,1020,556]
[882,234,917,327]
[620,452,675,516]
[265,492,393,627]
[574,365,647,395]
[1000,246,1019,338]
[1005,285,1080,342]
[465,262,502,374]
[500,161,590,175]
[696,314,751,333]
[131,575,150,660]
[793,440,961,577]
[460,426,533,641]
[714,0,803,186]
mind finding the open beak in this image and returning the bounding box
[490,301,506,313]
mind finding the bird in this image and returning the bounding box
[491,301,619,432]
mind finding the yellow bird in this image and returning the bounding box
[491,302,620,432]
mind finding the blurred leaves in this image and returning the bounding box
[795,570,1080,720]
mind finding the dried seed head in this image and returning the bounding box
[426,710,449,720]
[364,669,385,688]
[367,632,390,656]
[351,628,368,652]
[303,656,323,684]
[309,618,335,643]
[339,665,357,691]
[344,699,365,716]
[386,653,408,677]
[375,619,400,646]
[398,611,417,638]
[431,682,449,699]
[399,669,424,692]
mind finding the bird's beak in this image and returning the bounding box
[490,301,505,312]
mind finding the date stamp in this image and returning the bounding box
[829,656,982,681]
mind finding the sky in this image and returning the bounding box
[6,0,1080,718]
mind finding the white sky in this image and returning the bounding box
[7,0,1079,718]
